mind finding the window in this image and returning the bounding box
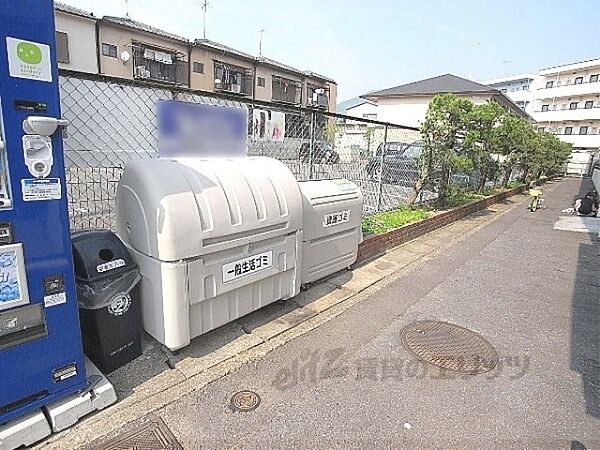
[574,76,583,85]
[557,80,562,86]
[561,104,567,110]
[522,86,528,91]
[257,76,265,87]
[501,88,507,93]
[102,43,117,58]
[579,126,588,135]
[585,100,594,109]
[564,127,573,135]
[552,104,557,110]
[545,81,554,88]
[569,102,578,110]
[541,104,549,112]
[55,31,69,64]
[590,74,599,83]
[192,62,204,74]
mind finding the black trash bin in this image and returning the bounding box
[72,230,142,373]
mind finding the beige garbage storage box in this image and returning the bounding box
[116,157,303,350]
[298,179,363,284]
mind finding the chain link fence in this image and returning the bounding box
[59,70,429,231]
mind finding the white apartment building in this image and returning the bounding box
[532,58,600,152]
[483,59,600,175]
[481,74,537,115]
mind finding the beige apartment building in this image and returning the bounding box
[54,3,98,73]
[54,3,336,111]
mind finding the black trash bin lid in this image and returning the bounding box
[72,229,136,283]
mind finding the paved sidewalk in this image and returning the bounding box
[120,178,599,449]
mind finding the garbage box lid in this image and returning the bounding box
[115,157,303,262]
[72,229,136,284]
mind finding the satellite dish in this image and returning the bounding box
[120,50,131,62]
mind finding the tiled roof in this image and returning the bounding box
[103,16,188,43]
[54,1,96,19]
[194,39,254,61]
[364,74,495,98]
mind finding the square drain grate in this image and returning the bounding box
[91,417,183,450]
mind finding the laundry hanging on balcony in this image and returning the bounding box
[222,67,238,84]
[143,48,173,64]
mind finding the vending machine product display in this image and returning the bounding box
[0,0,88,424]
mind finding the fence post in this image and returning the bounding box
[308,110,315,179]
[376,125,388,211]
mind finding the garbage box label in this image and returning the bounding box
[323,210,350,228]
[96,258,126,273]
[222,251,273,283]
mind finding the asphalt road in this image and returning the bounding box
[151,178,599,449]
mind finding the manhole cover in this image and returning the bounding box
[230,390,261,412]
[91,417,182,449]
[400,320,498,374]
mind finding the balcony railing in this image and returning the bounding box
[132,44,188,85]
[535,105,600,113]
[272,76,301,104]
[538,77,600,90]
[214,62,252,96]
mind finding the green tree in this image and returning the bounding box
[464,101,506,192]
[530,131,571,179]
[323,120,338,146]
[492,115,536,186]
[407,93,473,206]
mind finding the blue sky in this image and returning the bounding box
[61,0,600,103]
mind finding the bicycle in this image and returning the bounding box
[528,186,543,212]
[528,176,547,212]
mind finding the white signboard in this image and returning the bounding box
[222,251,273,283]
[158,101,247,158]
[6,37,52,82]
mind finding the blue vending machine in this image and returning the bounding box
[0,0,88,424]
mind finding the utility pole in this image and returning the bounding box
[124,0,130,18]
[201,0,209,39]
[258,28,264,56]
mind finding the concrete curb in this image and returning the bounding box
[36,193,529,450]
